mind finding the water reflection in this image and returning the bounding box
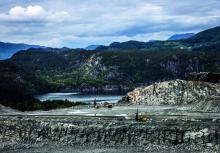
[35,92,123,103]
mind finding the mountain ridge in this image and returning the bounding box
[1,26,220,59]
[168,33,195,40]
[85,45,101,50]
[0,41,45,59]
[0,26,220,111]
[97,26,220,51]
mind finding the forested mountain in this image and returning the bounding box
[7,49,220,93]
[1,26,220,93]
[0,26,220,110]
[97,26,220,51]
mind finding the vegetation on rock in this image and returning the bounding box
[0,26,220,111]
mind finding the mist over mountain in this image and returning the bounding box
[168,33,195,40]
[85,45,101,50]
[0,42,44,60]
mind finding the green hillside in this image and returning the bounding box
[98,26,220,52]
[8,49,220,93]
[0,26,220,111]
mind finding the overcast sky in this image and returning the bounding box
[0,0,220,48]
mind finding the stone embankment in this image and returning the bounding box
[0,116,219,147]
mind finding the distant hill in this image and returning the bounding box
[1,26,220,91]
[97,26,220,51]
[85,45,101,50]
[0,42,44,59]
[186,26,220,43]
[1,26,220,111]
[1,26,220,60]
[0,26,220,111]
[168,33,195,40]
[109,41,147,50]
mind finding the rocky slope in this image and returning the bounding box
[0,116,219,147]
[8,49,220,93]
[120,80,220,106]
[0,26,219,94]
[4,25,219,94]
[192,96,220,112]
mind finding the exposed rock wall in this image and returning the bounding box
[119,80,220,105]
[192,96,220,112]
[79,54,122,81]
[0,117,219,146]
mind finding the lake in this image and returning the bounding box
[35,92,124,103]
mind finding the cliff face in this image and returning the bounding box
[79,54,121,81]
[0,117,219,147]
[120,80,220,106]
[8,49,220,93]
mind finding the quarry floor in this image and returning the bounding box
[1,143,219,153]
[0,105,220,153]
[1,104,220,121]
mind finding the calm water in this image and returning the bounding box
[35,92,123,103]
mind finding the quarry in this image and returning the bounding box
[0,74,220,153]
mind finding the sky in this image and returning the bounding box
[0,0,220,48]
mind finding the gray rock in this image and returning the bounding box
[0,116,219,147]
[120,80,220,106]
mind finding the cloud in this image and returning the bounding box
[0,5,70,22]
[0,0,219,48]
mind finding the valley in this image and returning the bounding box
[0,26,220,153]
